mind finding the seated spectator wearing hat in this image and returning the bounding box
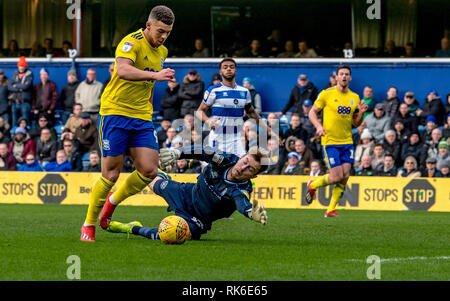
[391,103,419,133]
[179,69,204,118]
[324,71,337,89]
[8,127,36,164]
[354,128,374,167]
[160,78,181,121]
[29,113,57,143]
[83,150,101,172]
[364,103,391,142]
[436,140,450,171]
[435,161,450,177]
[59,69,80,124]
[210,73,221,88]
[279,73,318,116]
[400,131,422,164]
[420,156,438,177]
[0,142,17,170]
[73,112,98,155]
[299,99,315,139]
[375,153,397,177]
[397,156,421,177]
[355,154,375,176]
[416,90,446,126]
[361,86,377,119]
[32,68,58,125]
[0,69,10,125]
[281,152,304,175]
[403,91,420,116]
[18,153,43,172]
[420,116,439,144]
[44,150,72,172]
[8,56,34,127]
[242,77,262,114]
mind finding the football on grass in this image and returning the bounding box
[158,215,191,244]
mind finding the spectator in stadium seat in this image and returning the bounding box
[44,150,72,172]
[29,41,45,57]
[192,38,210,58]
[210,73,221,87]
[59,69,80,124]
[381,86,400,118]
[179,69,204,118]
[416,90,446,126]
[381,40,402,57]
[281,152,304,175]
[73,112,98,155]
[242,77,262,114]
[279,74,318,116]
[361,86,377,119]
[29,113,57,143]
[364,103,391,142]
[394,120,410,145]
[265,29,283,57]
[307,159,325,176]
[172,159,198,174]
[403,91,420,116]
[101,63,114,93]
[43,38,62,58]
[324,71,337,89]
[277,40,296,58]
[400,132,422,164]
[160,78,180,121]
[18,152,43,171]
[0,142,17,170]
[383,130,401,167]
[8,56,33,127]
[83,150,101,172]
[281,113,308,145]
[62,138,83,171]
[243,39,264,58]
[397,156,421,177]
[161,127,178,149]
[0,69,10,125]
[391,103,419,132]
[354,128,374,167]
[420,115,439,144]
[8,127,36,164]
[156,119,172,148]
[402,42,416,58]
[436,161,450,177]
[435,37,450,57]
[32,68,58,124]
[36,127,57,166]
[436,140,450,170]
[261,138,280,175]
[122,155,135,173]
[371,142,385,170]
[355,154,375,176]
[64,103,83,135]
[420,156,438,177]
[61,40,73,58]
[75,68,102,125]
[5,39,21,57]
[293,138,313,170]
[376,153,397,177]
[295,41,318,58]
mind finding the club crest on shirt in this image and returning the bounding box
[350,99,354,106]
[122,41,134,52]
[233,99,239,105]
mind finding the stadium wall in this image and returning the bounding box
[0,58,449,113]
[0,172,448,212]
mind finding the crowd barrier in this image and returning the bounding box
[0,171,448,212]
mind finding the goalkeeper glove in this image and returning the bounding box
[248,200,267,225]
[159,148,181,169]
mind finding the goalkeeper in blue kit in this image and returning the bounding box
[107,145,269,240]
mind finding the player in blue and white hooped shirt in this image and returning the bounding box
[196,58,274,157]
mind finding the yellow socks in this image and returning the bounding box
[327,183,345,212]
[111,170,153,205]
[84,176,115,225]
[310,174,329,190]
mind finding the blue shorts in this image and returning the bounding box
[153,179,207,240]
[98,114,159,157]
[322,144,355,169]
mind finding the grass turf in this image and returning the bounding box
[0,204,449,281]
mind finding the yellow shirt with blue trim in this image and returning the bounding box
[314,86,360,146]
[100,28,168,121]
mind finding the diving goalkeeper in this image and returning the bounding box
[105,145,269,240]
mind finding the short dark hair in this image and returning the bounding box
[219,58,236,69]
[149,5,175,25]
[336,65,352,75]
[374,142,384,149]
[384,153,394,160]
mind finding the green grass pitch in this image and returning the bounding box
[1,204,449,281]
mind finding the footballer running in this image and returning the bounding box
[305,65,368,217]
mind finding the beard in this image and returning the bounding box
[222,73,235,82]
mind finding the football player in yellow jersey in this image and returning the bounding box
[305,66,368,217]
[81,5,176,242]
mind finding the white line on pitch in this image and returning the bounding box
[347,256,450,263]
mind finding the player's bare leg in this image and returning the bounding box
[100,148,159,229]
[81,155,123,241]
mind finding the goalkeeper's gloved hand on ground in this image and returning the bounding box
[159,148,181,169]
[249,200,267,225]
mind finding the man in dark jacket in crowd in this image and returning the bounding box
[74,112,98,155]
[391,103,419,132]
[376,153,397,176]
[416,90,446,126]
[381,86,401,119]
[29,113,57,143]
[8,56,33,126]
[83,150,101,172]
[279,74,318,116]
[59,69,79,123]
[62,138,83,171]
[401,131,422,164]
[160,78,180,121]
[32,68,58,124]
[403,91,420,115]
[36,127,57,165]
[179,69,204,118]
[383,130,401,167]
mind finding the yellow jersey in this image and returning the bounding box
[314,86,360,145]
[100,28,168,121]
